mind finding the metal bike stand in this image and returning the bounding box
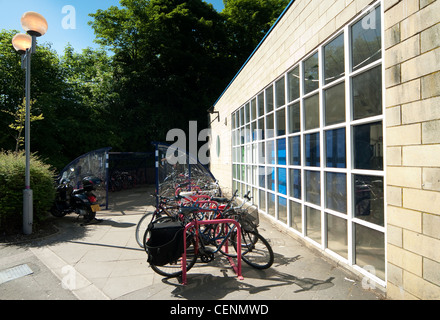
[181,218,244,285]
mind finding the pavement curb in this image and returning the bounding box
[30,246,110,300]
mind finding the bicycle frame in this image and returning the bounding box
[181,218,244,285]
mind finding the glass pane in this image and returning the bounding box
[354,175,384,226]
[327,214,348,259]
[324,33,345,84]
[304,94,320,130]
[351,6,382,72]
[326,172,347,214]
[268,192,276,217]
[306,206,321,244]
[251,98,257,121]
[355,223,385,281]
[276,108,286,136]
[258,118,264,140]
[276,77,285,108]
[245,103,250,124]
[304,52,319,94]
[266,86,274,113]
[258,166,265,188]
[290,200,302,232]
[288,102,301,134]
[277,138,286,165]
[326,128,346,168]
[278,196,287,224]
[305,170,320,205]
[239,107,244,126]
[278,167,287,195]
[352,66,382,120]
[325,82,345,126]
[258,142,265,164]
[266,113,274,138]
[289,136,301,166]
[289,169,301,199]
[266,167,275,192]
[353,121,383,170]
[288,66,300,102]
[245,124,251,143]
[266,140,275,165]
[259,189,266,212]
[251,122,257,141]
[305,133,320,167]
[257,93,264,117]
[232,112,236,130]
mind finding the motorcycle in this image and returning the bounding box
[51,174,102,225]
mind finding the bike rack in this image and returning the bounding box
[181,218,244,285]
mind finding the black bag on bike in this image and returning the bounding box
[145,220,185,266]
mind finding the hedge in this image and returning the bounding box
[0,151,56,233]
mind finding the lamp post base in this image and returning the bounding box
[23,189,33,235]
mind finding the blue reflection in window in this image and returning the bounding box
[326,128,346,168]
[277,138,286,165]
[278,167,287,195]
[305,133,320,167]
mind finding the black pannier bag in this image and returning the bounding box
[146,220,185,266]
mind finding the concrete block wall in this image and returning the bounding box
[384,0,440,300]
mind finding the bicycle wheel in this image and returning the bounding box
[143,216,197,278]
[233,230,274,270]
[135,212,154,248]
[135,209,171,248]
[146,232,198,278]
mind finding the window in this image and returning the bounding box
[325,82,345,126]
[288,66,300,102]
[324,33,345,85]
[351,6,381,72]
[276,77,285,108]
[231,2,384,284]
[304,94,320,130]
[304,52,319,94]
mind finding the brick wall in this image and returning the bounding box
[384,0,440,300]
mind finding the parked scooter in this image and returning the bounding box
[51,175,102,225]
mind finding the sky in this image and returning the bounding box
[0,0,225,56]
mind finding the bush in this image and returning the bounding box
[0,151,56,233]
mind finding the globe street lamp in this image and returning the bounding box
[11,11,48,235]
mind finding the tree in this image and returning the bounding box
[1,98,43,152]
[221,0,290,69]
[89,0,232,151]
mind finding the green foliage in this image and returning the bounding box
[0,151,56,233]
[1,98,43,152]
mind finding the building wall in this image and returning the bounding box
[384,0,440,300]
[210,0,440,299]
[211,0,377,193]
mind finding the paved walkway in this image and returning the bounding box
[0,187,386,301]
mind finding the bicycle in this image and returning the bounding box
[144,190,274,277]
[135,195,180,248]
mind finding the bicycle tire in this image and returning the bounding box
[143,216,197,278]
[135,211,154,248]
[233,230,274,270]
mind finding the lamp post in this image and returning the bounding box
[12,11,48,235]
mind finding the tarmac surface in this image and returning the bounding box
[0,186,386,302]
